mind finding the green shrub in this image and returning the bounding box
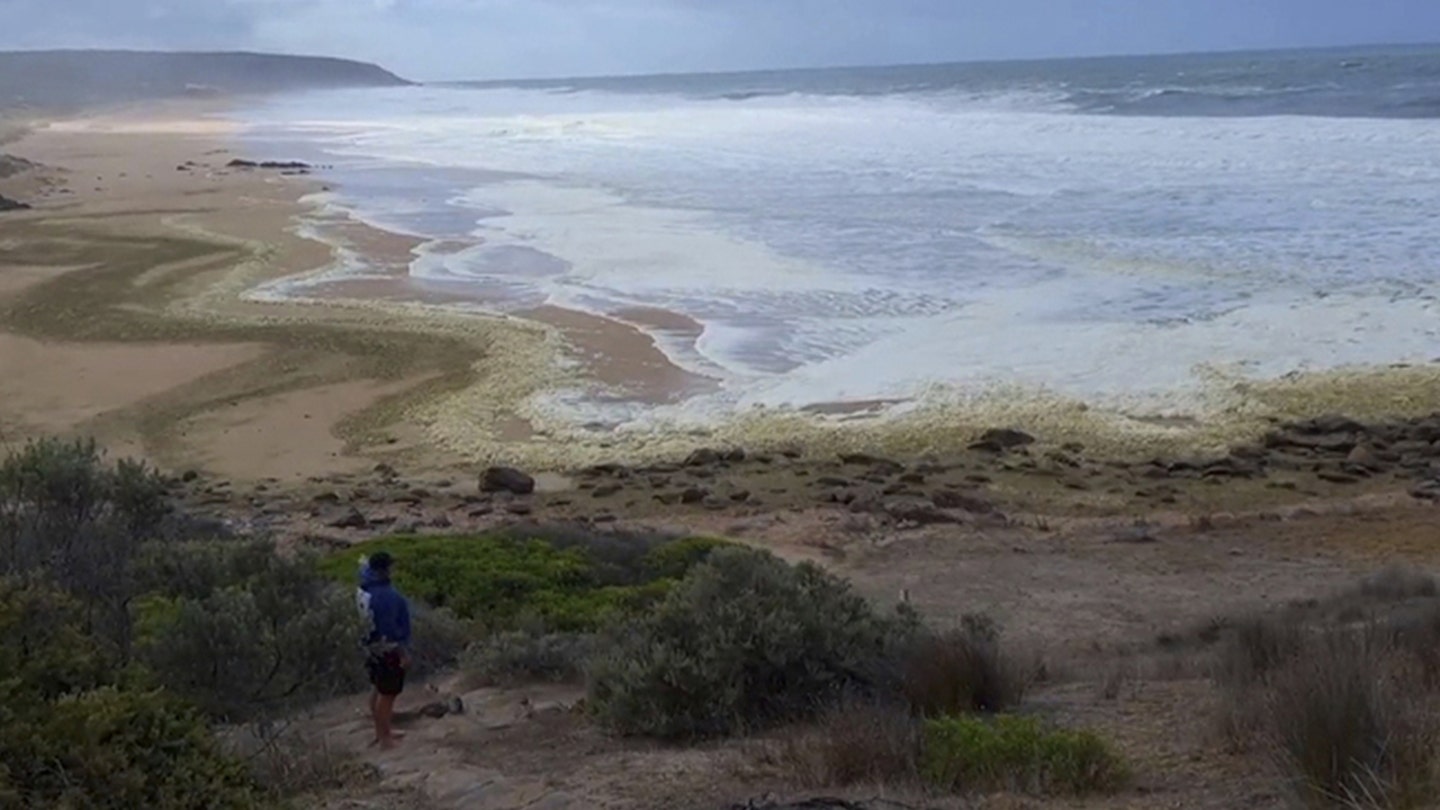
[0,438,172,657]
[12,686,258,809]
[586,547,915,739]
[0,580,259,809]
[143,550,367,721]
[922,714,1128,796]
[406,604,477,681]
[641,536,734,580]
[461,630,594,688]
[489,522,688,586]
[323,533,722,632]
[134,539,277,601]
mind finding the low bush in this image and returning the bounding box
[1214,614,1305,691]
[0,437,172,657]
[771,698,923,789]
[586,546,917,739]
[322,532,727,632]
[1213,593,1440,808]
[227,726,370,802]
[0,580,259,809]
[406,604,477,681]
[142,548,367,722]
[461,630,594,688]
[922,714,1128,797]
[900,625,1027,717]
[1265,634,1440,809]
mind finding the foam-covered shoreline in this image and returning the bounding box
[236,159,1440,470]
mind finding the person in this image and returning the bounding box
[357,551,411,749]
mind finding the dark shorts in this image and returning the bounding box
[366,650,406,696]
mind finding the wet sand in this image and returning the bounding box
[0,103,725,478]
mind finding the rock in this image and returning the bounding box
[0,194,31,212]
[504,502,534,516]
[970,428,1036,452]
[729,490,752,502]
[882,498,962,526]
[416,696,464,719]
[1317,469,1361,484]
[1409,482,1440,500]
[373,463,399,479]
[931,489,994,513]
[227,158,312,170]
[684,448,721,467]
[589,483,622,498]
[481,466,536,495]
[1111,525,1159,544]
[467,505,495,518]
[1202,456,1262,479]
[838,453,903,472]
[584,463,629,477]
[328,508,369,529]
[722,448,746,462]
[312,491,340,504]
[1292,414,1366,435]
[1265,431,1358,453]
[1346,444,1385,471]
[181,470,201,483]
[899,472,927,484]
[816,476,852,487]
[392,519,421,534]
[680,487,709,504]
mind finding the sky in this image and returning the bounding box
[1,0,1438,81]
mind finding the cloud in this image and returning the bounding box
[1,0,1437,80]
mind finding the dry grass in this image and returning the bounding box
[1212,576,1440,809]
[766,699,924,789]
[899,625,1029,717]
[226,725,373,801]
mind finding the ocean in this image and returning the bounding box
[238,44,1440,432]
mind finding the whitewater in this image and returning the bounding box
[239,46,1440,437]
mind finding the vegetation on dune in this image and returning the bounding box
[921,714,1128,796]
[585,546,921,739]
[321,532,733,632]
[0,434,1131,805]
[0,438,370,807]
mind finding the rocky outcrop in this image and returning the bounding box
[0,154,37,179]
[0,194,31,212]
[481,466,536,495]
[969,428,1036,453]
[226,159,312,170]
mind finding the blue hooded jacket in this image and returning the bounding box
[358,563,411,650]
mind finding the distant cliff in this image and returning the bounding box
[0,50,411,110]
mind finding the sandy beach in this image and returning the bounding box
[0,103,727,480]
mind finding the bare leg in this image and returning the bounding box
[375,694,405,749]
[368,690,381,744]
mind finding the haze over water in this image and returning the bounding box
[243,45,1440,430]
